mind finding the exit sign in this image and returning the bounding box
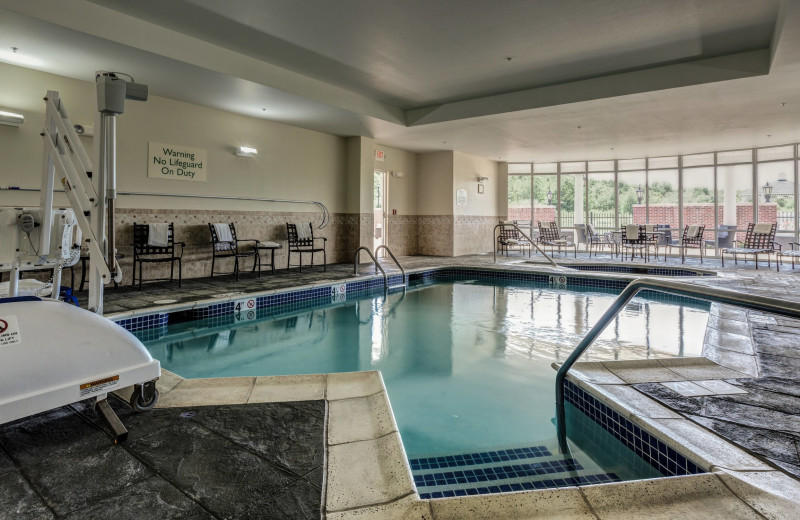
[375,150,385,161]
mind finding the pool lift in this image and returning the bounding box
[0,73,160,443]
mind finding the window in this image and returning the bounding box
[647,169,678,225]
[587,172,616,230]
[757,161,795,232]
[507,174,531,222]
[559,174,585,228]
[618,170,646,225]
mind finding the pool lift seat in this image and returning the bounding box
[0,297,160,442]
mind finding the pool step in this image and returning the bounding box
[410,445,620,499]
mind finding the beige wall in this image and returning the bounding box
[453,151,499,217]
[417,151,454,215]
[0,63,348,214]
[374,144,418,217]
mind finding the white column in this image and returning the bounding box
[720,166,738,226]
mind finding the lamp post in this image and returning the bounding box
[636,185,644,204]
[546,188,553,206]
[762,181,773,203]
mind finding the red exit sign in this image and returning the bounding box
[375,150,385,161]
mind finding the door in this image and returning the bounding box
[374,170,387,255]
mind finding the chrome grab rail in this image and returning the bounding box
[555,278,800,450]
[353,246,387,292]
[1,187,330,229]
[375,245,406,288]
[494,223,558,267]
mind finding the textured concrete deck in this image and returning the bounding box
[19,251,800,518]
[0,396,324,519]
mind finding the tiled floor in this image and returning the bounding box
[0,395,324,519]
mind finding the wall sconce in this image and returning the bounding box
[636,185,644,204]
[0,110,24,127]
[477,176,489,183]
[235,146,258,157]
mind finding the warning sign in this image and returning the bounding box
[0,316,21,346]
[79,375,120,397]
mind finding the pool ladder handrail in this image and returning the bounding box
[555,278,800,452]
[354,246,406,293]
[494,223,558,267]
[375,245,407,290]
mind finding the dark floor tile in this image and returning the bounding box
[0,407,110,469]
[0,471,54,520]
[700,399,800,433]
[707,387,800,417]
[736,377,800,398]
[235,478,321,520]
[59,476,215,520]
[757,353,800,379]
[688,415,800,470]
[24,443,151,516]
[286,400,326,420]
[127,421,295,518]
[302,466,324,490]
[189,403,324,476]
[632,383,704,415]
[0,447,14,476]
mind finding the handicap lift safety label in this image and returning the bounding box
[0,315,21,346]
[79,375,120,397]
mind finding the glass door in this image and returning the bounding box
[374,170,387,255]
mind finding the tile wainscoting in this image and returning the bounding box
[102,210,500,284]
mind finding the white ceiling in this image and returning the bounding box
[1,0,799,162]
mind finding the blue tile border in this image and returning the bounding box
[414,457,584,488]
[417,472,620,499]
[409,446,552,471]
[113,266,709,332]
[564,379,705,477]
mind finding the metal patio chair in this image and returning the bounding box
[497,224,531,257]
[621,224,648,262]
[721,222,778,270]
[537,221,576,258]
[287,222,327,272]
[132,222,184,289]
[669,225,705,264]
[208,223,260,280]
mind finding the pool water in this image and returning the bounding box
[139,279,709,490]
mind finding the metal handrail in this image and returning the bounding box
[375,245,406,287]
[494,223,558,267]
[353,246,388,292]
[555,278,800,450]
[1,187,330,228]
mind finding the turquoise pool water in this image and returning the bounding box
[140,279,708,468]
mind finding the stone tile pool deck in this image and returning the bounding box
[7,252,800,518]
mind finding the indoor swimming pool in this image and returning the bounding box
[134,275,710,494]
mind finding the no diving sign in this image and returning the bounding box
[0,315,21,346]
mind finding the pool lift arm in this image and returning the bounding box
[0,73,159,443]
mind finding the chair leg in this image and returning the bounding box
[132,258,136,287]
[170,259,175,283]
[139,261,143,290]
[323,248,327,271]
[211,253,216,278]
[178,259,182,287]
